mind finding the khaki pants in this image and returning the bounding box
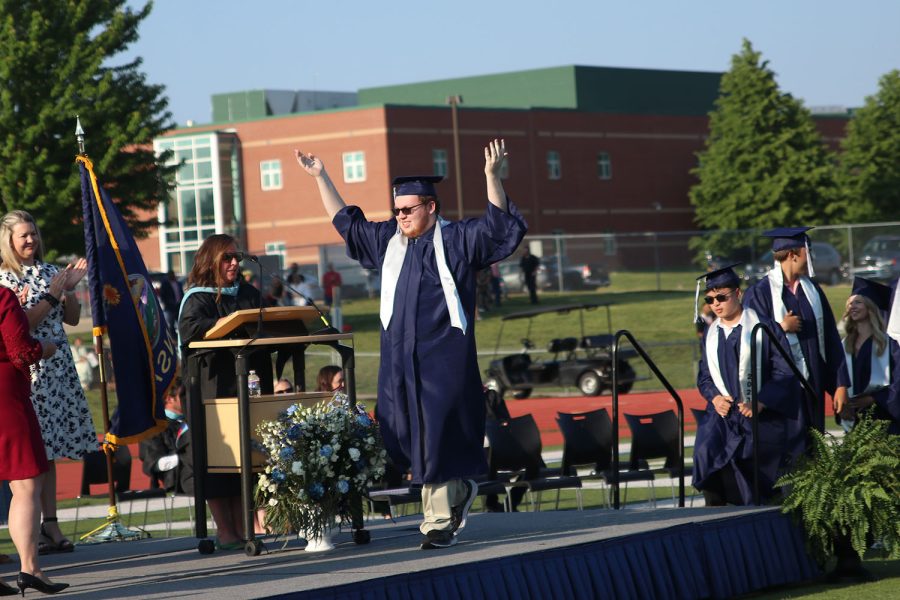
[419,479,466,534]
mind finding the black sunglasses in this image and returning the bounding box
[391,201,428,217]
[222,252,245,263]
[704,291,735,304]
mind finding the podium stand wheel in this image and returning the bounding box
[197,539,215,555]
[245,539,264,556]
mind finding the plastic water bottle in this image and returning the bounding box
[248,370,261,397]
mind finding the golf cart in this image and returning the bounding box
[483,302,638,399]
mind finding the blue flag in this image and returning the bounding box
[78,156,175,445]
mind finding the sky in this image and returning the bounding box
[122,0,900,127]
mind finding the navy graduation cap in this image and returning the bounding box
[697,263,742,291]
[761,226,816,277]
[694,263,742,323]
[392,175,444,198]
[851,276,892,312]
[761,226,813,252]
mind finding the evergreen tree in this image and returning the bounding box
[0,0,173,258]
[835,70,900,223]
[689,40,838,263]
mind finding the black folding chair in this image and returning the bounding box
[557,409,655,508]
[624,410,682,507]
[485,414,582,511]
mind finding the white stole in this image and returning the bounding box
[379,217,467,333]
[705,308,763,403]
[843,338,891,397]
[767,265,825,379]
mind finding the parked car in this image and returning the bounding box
[497,257,609,293]
[497,261,548,293]
[851,235,900,283]
[541,256,610,290]
[743,242,845,286]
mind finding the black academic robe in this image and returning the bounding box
[177,283,274,399]
[334,201,527,484]
[743,275,849,437]
[693,315,800,504]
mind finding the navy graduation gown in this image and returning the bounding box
[851,337,900,435]
[743,275,848,437]
[334,201,527,484]
[693,318,800,504]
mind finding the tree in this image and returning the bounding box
[0,0,173,258]
[689,40,838,263]
[835,70,900,223]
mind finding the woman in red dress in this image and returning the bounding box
[0,287,68,595]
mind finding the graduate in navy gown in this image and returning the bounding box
[693,265,800,505]
[842,277,900,434]
[294,139,527,549]
[742,227,849,452]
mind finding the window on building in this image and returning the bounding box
[597,152,612,180]
[155,134,225,274]
[342,151,366,183]
[260,160,282,190]
[547,151,561,180]
[432,149,448,177]
[265,241,287,271]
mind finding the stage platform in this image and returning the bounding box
[2,506,819,599]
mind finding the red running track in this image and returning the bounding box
[55,389,834,501]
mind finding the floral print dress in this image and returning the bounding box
[0,262,99,460]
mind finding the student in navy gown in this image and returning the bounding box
[840,277,899,434]
[693,265,800,505]
[294,139,527,549]
[742,227,848,453]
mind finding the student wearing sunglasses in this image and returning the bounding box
[294,139,527,550]
[693,265,800,506]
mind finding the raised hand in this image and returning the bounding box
[294,150,324,177]
[48,271,66,299]
[64,258,88,291]
[484,139,507,177]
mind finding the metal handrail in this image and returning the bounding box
[611,330,685,509]
[749,322,819,505]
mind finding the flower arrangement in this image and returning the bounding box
[255,393,387,542]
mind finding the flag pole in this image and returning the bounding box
[75,116,142,543]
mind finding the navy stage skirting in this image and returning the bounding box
[275,509,820,600]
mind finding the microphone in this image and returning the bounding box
[273,273,339,335]
[242,254,260,263]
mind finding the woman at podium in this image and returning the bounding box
[178,234,274,398]
[178,234,271,548]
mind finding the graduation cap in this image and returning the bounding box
[694,263,741,323]
[761,226,816,278]
[851,276,892,312]
[392,175,444,198]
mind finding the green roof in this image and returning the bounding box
[358,65,723,115]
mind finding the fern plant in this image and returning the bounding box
[776,414,900,566]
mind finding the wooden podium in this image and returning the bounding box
[185,306,355,555]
